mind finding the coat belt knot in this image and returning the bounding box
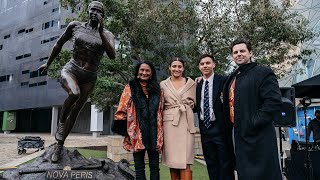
[166,104,196,133]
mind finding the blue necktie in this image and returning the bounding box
[203,80,211,128]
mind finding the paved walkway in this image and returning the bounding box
[0,133,109,168]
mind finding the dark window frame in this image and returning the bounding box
[22,70,30,74]
[0,75,10,82]
[50,36,59,41]
[39,70,47,76]
[16,55,23,60]
[0,75,7,82]
[60,24,67,29]
[23,53,31,58]
[4,34,10,39]
[52,7,59,12]
[42,22,50,30]
[18,29,25,34]
[21,82,29,86]
[29,83,38,87]
[38,81,47,86]
[40,57,48,61]
[30,70,39,78]
[26,28,33,33]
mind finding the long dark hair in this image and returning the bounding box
[133,61,160,92]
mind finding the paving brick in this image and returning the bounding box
[0,133,109,166]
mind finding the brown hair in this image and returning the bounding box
[169,57,185,67]
[230,38,252,53]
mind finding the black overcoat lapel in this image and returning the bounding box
[212,75,221,106]
[196,79,203,113]
[196,79,203,110]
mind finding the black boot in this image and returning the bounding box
[51,143,63,163]
[55,122,64,141]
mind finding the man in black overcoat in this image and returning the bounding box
[223,39,283,180]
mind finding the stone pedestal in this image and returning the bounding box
[194,133,203,156]
[2,144,135,180]
[106,136,133,162]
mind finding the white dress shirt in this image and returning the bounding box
[200,73,216,121]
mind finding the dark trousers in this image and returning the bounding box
[133,149,160,180]
[200,122,235,180]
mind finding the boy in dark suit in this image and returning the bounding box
[196,54,234,180]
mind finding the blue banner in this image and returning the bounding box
[288,106,319,143]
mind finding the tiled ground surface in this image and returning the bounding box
[0,133,109,166]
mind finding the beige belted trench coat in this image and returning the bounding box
[160,77,196,169]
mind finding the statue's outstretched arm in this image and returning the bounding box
[39,21,78,73]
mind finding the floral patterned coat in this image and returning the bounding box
[114,84,164,153]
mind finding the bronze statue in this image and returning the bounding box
[39,1,116,163]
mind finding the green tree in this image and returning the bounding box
[195,0,315,75]
[56,0,200,110]
[54,0,315,110]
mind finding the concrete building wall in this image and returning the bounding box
[0,0,76,111]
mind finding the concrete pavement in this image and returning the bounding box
[0,133,109,168]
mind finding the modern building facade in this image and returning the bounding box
[279,0,320,87]
[0,0,112,136]
[278,0,320,150]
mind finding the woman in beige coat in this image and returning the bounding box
[160,57,196,180]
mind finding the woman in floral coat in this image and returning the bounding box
[112,61,164,180]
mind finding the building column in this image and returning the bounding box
[3,111,16,134]
[51,106,59,136]
[90,104,103,137]
[2,112,6,134]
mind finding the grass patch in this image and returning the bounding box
[18,148,108,167]
[131,161,209,180]
[20,159,34,166]
[68,148,108,159]
[14,148,209,179]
